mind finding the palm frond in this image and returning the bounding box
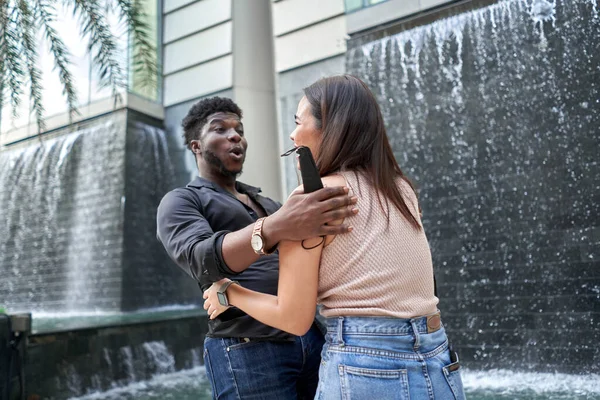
[0,0,7,112]
[69,0,125,97]
[16,0,46,132]
[0,0,159,135]
[115,0,158,92]
[34,0,79,122]
[1,3,26,119]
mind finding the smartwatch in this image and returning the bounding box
[217,280,240,307]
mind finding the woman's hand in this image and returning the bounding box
[203,278,232,319]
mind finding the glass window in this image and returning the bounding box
[345,0,389,13]
[345,0,364,12]
[129,0,160,102]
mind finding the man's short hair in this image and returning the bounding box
[182,97,243,149]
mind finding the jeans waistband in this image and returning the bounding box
[325,311,442,336]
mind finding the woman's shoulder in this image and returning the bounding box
[322,174,348,188]
[320,174,351,247]
[396,176,418,199]
[395,176,421,217]
[287,174,349,199]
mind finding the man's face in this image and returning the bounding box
[193,112,247,178]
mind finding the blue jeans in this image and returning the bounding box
[203,323,324,399]
[315,316,466,400]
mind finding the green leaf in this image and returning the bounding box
[17,0,46,132]
[34,0,80,122]
[0,0,158,135]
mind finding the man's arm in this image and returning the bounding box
[157,189,233,287]
[157,185,357,284]
[221,186,358,272]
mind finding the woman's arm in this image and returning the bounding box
[204,239,323,336]
[202,175,350,336]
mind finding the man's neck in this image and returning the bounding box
[199,168,238,194]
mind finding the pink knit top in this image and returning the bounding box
[318,171,439,318]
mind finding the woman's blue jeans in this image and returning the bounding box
[315,315,466,400]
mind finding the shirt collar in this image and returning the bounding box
[187,176,262,195]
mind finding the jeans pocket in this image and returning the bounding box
[338,364,410,400]
[224,339,263,351]
[442,363,465,400]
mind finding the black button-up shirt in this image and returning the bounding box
[156,176,294,340]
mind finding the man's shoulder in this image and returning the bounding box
[162,177,214,202]
[162,186,197,201]
[158,186,204,213]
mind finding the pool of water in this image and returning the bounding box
[67,367,212,400]
[69,368,600,400]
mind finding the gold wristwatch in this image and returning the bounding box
[251,217,272,255]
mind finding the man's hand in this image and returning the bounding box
[263,186,358,246]
[203,278,231,320]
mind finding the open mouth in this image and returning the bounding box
[230,147,244,158]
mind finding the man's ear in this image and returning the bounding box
[190,139,202,155]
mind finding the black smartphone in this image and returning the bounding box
[296,146,323,193]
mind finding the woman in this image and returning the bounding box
[203,75,466,399]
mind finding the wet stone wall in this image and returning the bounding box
[0,114,128,312]
[25,314,208,399]
[121,111,199,311]
[347,0,600,373]
[0,112,200,314]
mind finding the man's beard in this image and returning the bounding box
[203,148,243,179]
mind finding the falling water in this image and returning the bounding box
[0,120,125,312]
[142,341,176,375]
[44,338,206,399]
[119,346,137,383]
[0,117,186,313]
[347,0,600,373]
[530,0,556,45]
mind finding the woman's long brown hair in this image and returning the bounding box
[303,75,421,230]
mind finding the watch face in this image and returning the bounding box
[217,292,228,307]
[251,234,264,251]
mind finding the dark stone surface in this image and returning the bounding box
[0,314,10,400]
[24,314,208,399]
[121,110,199,311]
[347,0,600,373]
[0,314,27,400]
[0,110,201,314]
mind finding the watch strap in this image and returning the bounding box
[219,280,240,295]
[252,217,271,255]
[217,280,240,307]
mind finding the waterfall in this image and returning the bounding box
[0,117,184,313]
[347,0,600,373]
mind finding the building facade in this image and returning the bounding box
[158,0,456,200]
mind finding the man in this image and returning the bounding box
[156,97,357,399]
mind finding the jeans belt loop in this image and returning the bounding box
[337,316,345,346]
[410,318,421,351]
